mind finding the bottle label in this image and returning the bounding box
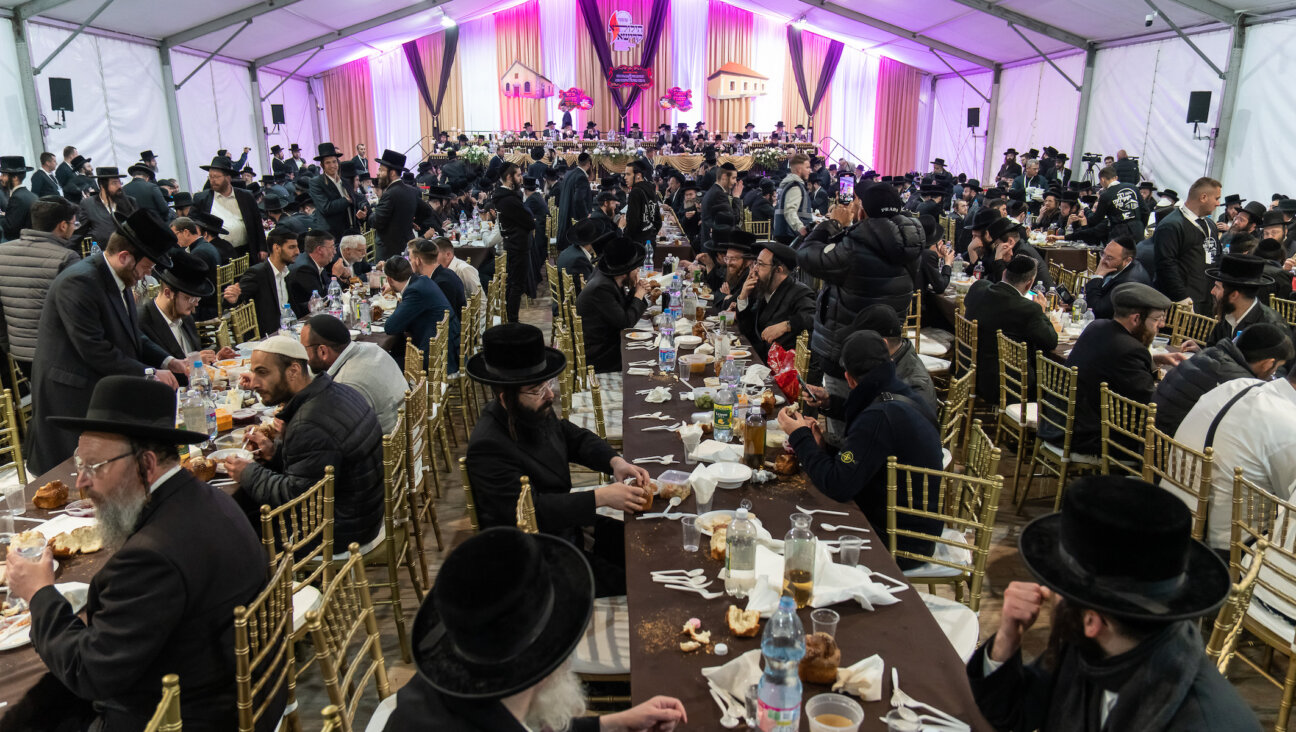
[714,404,732,431]
[757,700,801,730]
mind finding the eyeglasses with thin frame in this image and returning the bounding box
[73,451,134,478]
[519,378,558,397]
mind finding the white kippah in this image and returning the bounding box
[254,335,309,360]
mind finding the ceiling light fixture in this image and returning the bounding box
[794,15,808,28]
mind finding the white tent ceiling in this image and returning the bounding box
[3,0,1295,78]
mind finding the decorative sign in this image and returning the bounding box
[607,65,653,90]
[559,87,594,112]
[607,10,644,52]
[658,86,693,112]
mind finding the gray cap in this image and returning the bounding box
[1111,282,1172,311]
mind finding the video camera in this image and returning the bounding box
[1081,153,1103,164]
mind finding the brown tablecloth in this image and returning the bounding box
[454,245,493,271]
[1040,245,1091,273]
[618,335,991,730]
[651,245,694,269]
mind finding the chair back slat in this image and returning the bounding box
[143,674,182,732]
[1034,354,1080,450]
[459,457,480,533]
[234,550,295,732]
[1142,425,1213,540]
[953,313,977,381]
[995,332,1029,413]
[905,290,922,354]
[1271,295,1296,327]
[1099,383,1155,477]
[965,419,1002,483]
[259,467,334,593]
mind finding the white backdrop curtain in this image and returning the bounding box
[828,47,879,170]
[173,51,259,184]
[993,55,1084,166]
[1081,31,1229,194]
[368,47,422,157]
[27,23,178,177]
[258,71,319,169]
[915,73,933,173]
[0,26,34,164]
[669,0,707,128]
[749,12,785,132]
[539,0,578,127]
[1222,20,1296,204]
[928,71,991,180]
[308,77,331,145]
[458,16,502,132]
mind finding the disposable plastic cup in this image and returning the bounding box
[681,516,700,552]
[811,608,840,639]
[806,693,864,732]
[838,535,863,567]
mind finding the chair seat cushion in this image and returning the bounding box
[920,355,951,373]
[918,338,950,357]
[1041,441,1102,465]
[1002,402,1038,429]
[291,585,322,634]
[920,593,980,662]
[904,527,973,579]
[572,596,631,674]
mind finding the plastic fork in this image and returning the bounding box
[795,505,850,516]
[664,583,723,600]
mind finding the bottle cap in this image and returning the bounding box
[736,508,748,519]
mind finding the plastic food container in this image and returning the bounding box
[679,353,714,375]
[656,469,693,502]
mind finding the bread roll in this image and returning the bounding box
[50,525,103,558]
[798,632,841,685]
[33,480,69,510]
[727,605,761,637]
[710,527,728,561]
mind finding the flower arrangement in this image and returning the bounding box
[460,145,490,166]
[752,147,783,173]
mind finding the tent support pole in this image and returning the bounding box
[982,64,1002,184]
[1209,17,1246,179]
[30,0,113,74]
[258,47,321,101]
[10,17,45,155]
[1007,23,1081,91]
[249,65,271,177]
[932,49,989,103]
[1070,45,1097,176]
[173,19,252,90]
[1143,0,1226,78]
[159,46,191,192]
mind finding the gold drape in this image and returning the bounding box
[416,30,465,144]
[704,0,753,137]
[495,0,547,133]
[319,57,377,159]
[575,0,672,133]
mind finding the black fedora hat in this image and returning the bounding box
[69,155,91,170]
[49,375,209,444]
[930,157,947,166]
[707,229,756,256]
[189,211,228,236]
[289,143,302,152]
[564,217,616,253]
[139,150,158,162]
[271,145,283,155]
[1279,199,1296,216]
[0,156,33,174]
[465,323,566,387]
[171,191,193,209]
[259,193,288,213]
[1020,475,1229,621]
[426,184,452,201]
[1223,193,1245,205]
[376,149,407,173]
[314,142,343,161]
[596,237,646,276]
[1206,253,1274,287]
[1003,148,1019,156]
[156,248,214,298]
[1262,209,1287,228]
[987,216,1024,242]
[114,209,175,267]
[963,178,982,192]
[95,166,126,179]
[199,156,237,174]
[1239,201,1267,227]
[752,240,798,270]
[412,528,593,700]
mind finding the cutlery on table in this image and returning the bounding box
[632,455,678,465]
[708,686,741,729]
[650,568,705,578]
[629,412,668,420]
[663,583,723,600]
[652,575,712,588]
[891,668,970,730]
[795,505,850,517]
[641,423,683,432]
[820,523,873,533]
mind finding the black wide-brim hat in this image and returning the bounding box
[114,209,175,267]
[565,217,616,251]
[314,142,343,161]
[0,156,33,174]
[376,149,407,173]
[199,156,237,174]
[412,528,593,699]
[49,375,209,444]
[465,322,566,388]
[155,247,215,298]
[171,191,193,208]
[1020,475,1229,621]
[1206,253,1275,287]
[596,237,646,277]
[706,229,756,256]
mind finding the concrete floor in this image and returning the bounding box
[291,296,1287,731]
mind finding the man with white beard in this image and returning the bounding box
[5,376,271,731]
[383,528,687,731]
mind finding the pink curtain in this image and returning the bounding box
[495,0,546,132]
[319,57,378,160]
[872,57,923,174]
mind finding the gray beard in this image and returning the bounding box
[522,661,586,732]
[95,483,150,550]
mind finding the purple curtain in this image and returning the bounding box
[576,0,669,129]
[786,26,844,119]
[401,25,459,134]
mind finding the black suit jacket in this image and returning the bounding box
[527,160,549,181]
[1208,300,1291,344]
[55,161,74,186]
[31,169,61,197]
[123,178,172,222]
[287,255,329,317]
[191,187,268,258]
[29,470,272,732]
[2,187,37,241]
[1154,208,1219,313]
[28,255,171,473]
[138,299,201,360]
[556,245,594,293]
[234,261,285,338]
[700,183,738,247]
[349,156,369,178]
[575,270,648,373]
[555,167,592,247]
[736,276,816,363]
[368,180,419,259]
[1082,261,1153,320]
[308,174,360,240]
[964,280,1059,402]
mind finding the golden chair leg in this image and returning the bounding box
[1279,655,1296,732]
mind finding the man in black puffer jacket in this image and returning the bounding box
[225,335,385,552]
[798,181,923,445]
[1152,324,1293,435]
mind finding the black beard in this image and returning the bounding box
[506,396,558,440]
[1042,598,1102,671]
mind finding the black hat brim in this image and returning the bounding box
[156,269,216,298]
[46,416,210,445]
[596,249,646,277]
[412,533,593,699]
[1204,268,1275,287]
[1019,514,1230,621]
[464,347,566,388]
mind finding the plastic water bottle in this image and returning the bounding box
[667,275,683,320]
[951,254,966,278]
[1072,292,1088,321]
[203,392,218,445]
[782,513,816,608]
[719,354,741,391]
[90,242,102,259]
[657,326,676,374]
[714,384,735,443]
[972,259,985,280]
[459,211,467,231]
[644,239,655,275]
[724,507,757,598]
[308,290,324,315]
[189,359,209,395]
[359,296,372,334]
[144,367,156,381]
[280,304,295,334]
[180,390,206,435]
[327,280,342,316]
[756,596,806,730]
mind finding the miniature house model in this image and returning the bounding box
[501,61,556,98]
[706,62,769,100]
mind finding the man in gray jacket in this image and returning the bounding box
[299,314,406,434]
[0,196,80,376]
[773,153,813,244]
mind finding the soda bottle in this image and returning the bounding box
[724,508,757,598]
[657,326,676,375]
[189,359,209,395]
[713,384,735,442]
[756,595,805,730]
[781,514,816,608]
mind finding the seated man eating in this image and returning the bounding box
[465,323,652,596]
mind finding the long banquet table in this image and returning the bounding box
[618,333,992,729]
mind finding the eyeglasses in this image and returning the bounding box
[519,378,558,397]
[73,450,134,478]
[752,259,775,270]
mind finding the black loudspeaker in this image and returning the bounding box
[271,104,285,125]
[49,78,73,112]
[1186,91,1211,124]
[967,107,980,128]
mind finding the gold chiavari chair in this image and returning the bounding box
[569,310,591,392]
[952,313,977,382]
[456,296,480,434]
[1142,424,1213,541]
[405,382,444,550]
[1020,354,1100,511]
[366,409,423,663]
[547,262,563,337]
[1206,537,1268,673]
[939,369,974,458]
[4,353,31,438]
[430,313,459,450]
[305,544,392,732]
[793,330,811,409]
[80,236,93,258]
[904,290,922,355]
[143,674,182,732]
[1086,250,1098,274]
[1047,261,1062,285]
[234,550,295,732]
[363,230,377,264]
[964,419,1002,483]
[749,218,771,239]
[458,457,480,533]
[230,300,260,343]
[1272,295,1296,327]
[1226,470,1296,728]
[0,389,26,486]
[1099,383,1156,478]
[320,706,344,732]
[231,253,250,277]
[561,270,579,334]
[216,260,240,316]
[403,337,425,385]
[994,332,1035,496]
[146,282,162,302]
[195,318,230,351]
[886,456,1003,611]
[1168,304,1215,348]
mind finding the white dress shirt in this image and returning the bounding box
[446,255,481,298]
[149,464,184,495]
[156,301,196,355]
[210,189,247,249]
[269,258,290,310]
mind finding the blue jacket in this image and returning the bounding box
[788,361,944,568]
[384,273,459,372]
